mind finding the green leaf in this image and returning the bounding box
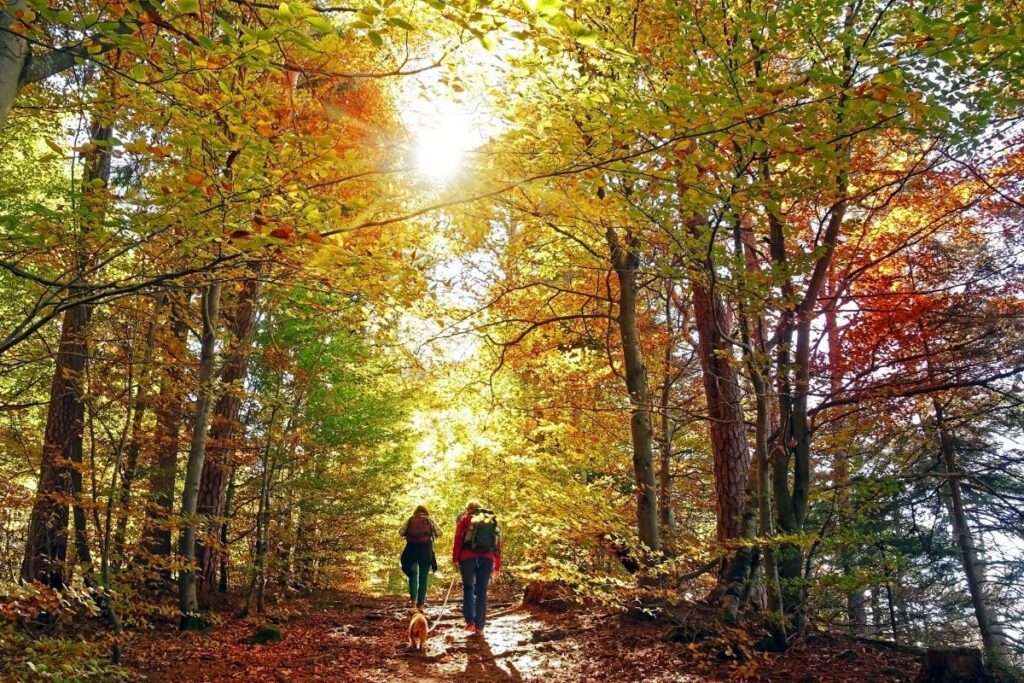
[305,15,334,32]
[273,2,293,19]
[386,17,415,30]
[537,0,560,16]
[575,29,599,46]
[367,30,384,46]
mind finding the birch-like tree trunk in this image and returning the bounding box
[178,283,221,627]
[195,275,261,606]
[606,227,660,552]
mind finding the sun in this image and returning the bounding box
[409,95,481,182]
[414,107,472,181]
[400,70,494,184]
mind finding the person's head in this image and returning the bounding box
[414,504,429,516]
[465,501,482,515]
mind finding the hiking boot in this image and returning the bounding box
[416,603,425,610]
[464,623,477,634]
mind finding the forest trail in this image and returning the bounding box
[123,591,922,682]
[125,591,636,683]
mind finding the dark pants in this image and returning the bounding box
[459,557,493,629]
[408,561,431,605]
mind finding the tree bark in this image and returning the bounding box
[20,303,91,587]
[658,281,675,530]
[218,464,236,595]
[932,398,1010,668]
[20,120,112,587]
[141,300,188,580]
[606,227,660,553]
[0,0,30,130]
[1,0,148,130]
[687,263,749,545]
[240,405,277,618]
[766,1,855,627]
[195,274,261,606]
[178,283,221,627]
[112,294,165,566]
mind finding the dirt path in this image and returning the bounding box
[125,592,612,683]
[123,591,921,682]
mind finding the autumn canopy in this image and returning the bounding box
[0,0,1022,678]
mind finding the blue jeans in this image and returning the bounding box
[459,557,493,629]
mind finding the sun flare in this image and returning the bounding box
[410,97,480,182]
[414,113,470,181]
[401,74,494,184]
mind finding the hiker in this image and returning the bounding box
[400,505,441,609]
[452,501,501,635]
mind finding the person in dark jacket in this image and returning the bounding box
[400,505,441,609]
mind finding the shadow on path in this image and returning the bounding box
[462,635,524,682]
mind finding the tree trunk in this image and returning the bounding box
[919,648,987,683]
[195,275,261,606]
[1,0,141,130]
[20,120,112,587]
[277,479,296,592]
[720,470,759,626]
[824,285,868,634]
[178,283,221,627]
[771,197,848,628]
[113,294,165,566]
[141,301,188,580]
[241,405,277,618]
[688,274,749,546]
[606,227,660,553]
[658,281,675,531]
[736,320,785,636]
[0,0,30,129]
[20,303,91,587]
[885,582,900,644]
[932,398,1010,669]
[218,464,236,594]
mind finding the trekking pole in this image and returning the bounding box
[429,576,456,633]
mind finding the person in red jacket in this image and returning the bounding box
[452,501,501,635]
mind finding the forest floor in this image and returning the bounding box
[123,591,924,682]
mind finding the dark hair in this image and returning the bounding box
[414,505,429,516]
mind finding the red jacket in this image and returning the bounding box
[452,512,501,571]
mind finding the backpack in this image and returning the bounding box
[462,509,499,553]
[406,514,433,544]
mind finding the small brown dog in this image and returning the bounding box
[408,609,429,652]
